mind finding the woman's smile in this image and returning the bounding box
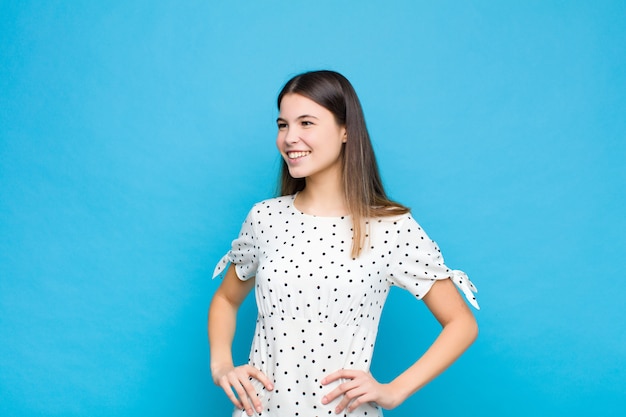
[286,150,311,160]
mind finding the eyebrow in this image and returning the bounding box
[276,114,319,123]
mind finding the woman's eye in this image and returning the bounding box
[277,123,287,129]
[301,120,313,126]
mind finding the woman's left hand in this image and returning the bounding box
[320,369,402,413]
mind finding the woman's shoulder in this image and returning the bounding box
[370,207,413,223]
[371,210,428,233]
[247,194,296,216]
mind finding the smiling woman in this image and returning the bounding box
[208,70,479,417]
[1,2,624,416]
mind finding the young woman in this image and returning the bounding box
[209,70,479,417]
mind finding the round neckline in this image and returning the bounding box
[290,193,351,219]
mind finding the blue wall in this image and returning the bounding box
[1,1,625,415]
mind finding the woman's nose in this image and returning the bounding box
[285,128,299,144]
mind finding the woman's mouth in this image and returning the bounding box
[287,151,311,159]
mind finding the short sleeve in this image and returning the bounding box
[212,209,259,281]
[386,215,479,309]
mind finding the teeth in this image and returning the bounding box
[287,151,311,159]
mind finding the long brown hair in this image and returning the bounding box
[277,70,408,257]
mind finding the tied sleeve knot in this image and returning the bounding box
[449,270,479,310]
[212,253,230,279]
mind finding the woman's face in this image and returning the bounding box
[276,93,347,181]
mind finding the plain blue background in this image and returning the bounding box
[1,1,625,415]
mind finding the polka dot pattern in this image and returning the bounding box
[213,195,478,416]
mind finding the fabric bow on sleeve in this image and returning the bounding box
[212,253,230,279]
[449,270,479,310]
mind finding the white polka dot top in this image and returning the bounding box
[213,195,478,417]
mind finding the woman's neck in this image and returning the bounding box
[296,175,347,217]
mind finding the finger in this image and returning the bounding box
[346,388,372,412]
[239,377,264,414]
[247,366,274,391]
[334,384,367,414]
[322,378,359,405]
[334,393,352,413]
[321,369,360,385]
[321,370,342,385]
[218,379,243,409]
[227,375,255,415]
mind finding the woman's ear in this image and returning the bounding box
[342,129,347,143]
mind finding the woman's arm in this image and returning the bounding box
[208,264,273,416]
[388,277,478,399]
[321,278,478,413]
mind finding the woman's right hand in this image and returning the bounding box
[212,364,274,416]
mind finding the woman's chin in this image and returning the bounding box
[287,168,307,179]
